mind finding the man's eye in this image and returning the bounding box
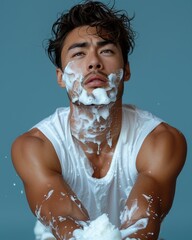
[72,52,85,57]
[101,49,114,54]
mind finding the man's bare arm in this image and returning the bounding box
[11,128,89,240]
[121,123,187,239]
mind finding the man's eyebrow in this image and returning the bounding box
[97,40,116,47]
[67,40,116,51]
[68,42,88,51]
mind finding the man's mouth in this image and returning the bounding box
[83,74,108,89]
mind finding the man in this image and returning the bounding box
[11,1,187,240]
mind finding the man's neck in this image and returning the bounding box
[69,101,123,156]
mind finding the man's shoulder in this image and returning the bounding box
[12,128,47,150]
[150,122,186,147]
[12,128,60,173]
[12,128,56,159]
[145,122,187,158]
[137,123,187,175]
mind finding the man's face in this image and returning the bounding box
[57,26,130,105]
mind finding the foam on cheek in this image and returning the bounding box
[107,70,123,99]
[62,61,83,102]
[62,61,124,105]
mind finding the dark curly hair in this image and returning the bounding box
[46,0,135,69]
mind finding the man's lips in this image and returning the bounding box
[83,74,108,88]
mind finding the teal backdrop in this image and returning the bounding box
[0,0,191,239]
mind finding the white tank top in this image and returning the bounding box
[33,104,162,227]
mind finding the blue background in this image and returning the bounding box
[0,0,191,239]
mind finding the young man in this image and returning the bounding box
[11,1,187,240]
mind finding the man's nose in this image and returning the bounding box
[87,53,103,70]
[88,63,102,70]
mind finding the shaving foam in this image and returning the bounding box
[34,194,151,240]
[72,214,121,240]
[70,105,113,154]
[62,61,123,105]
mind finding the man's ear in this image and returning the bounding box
[123,63,131,82]
[56,68,66,88]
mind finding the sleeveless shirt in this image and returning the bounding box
[33,104,162,228]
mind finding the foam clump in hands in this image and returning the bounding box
[34,214,139,240]
[34,220,55,240]
[72,214,122,240]
[71,214,138,240]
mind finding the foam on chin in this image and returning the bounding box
[62,61,124,105]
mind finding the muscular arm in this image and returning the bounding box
[11,128,89,240]
[121,123,187,239]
